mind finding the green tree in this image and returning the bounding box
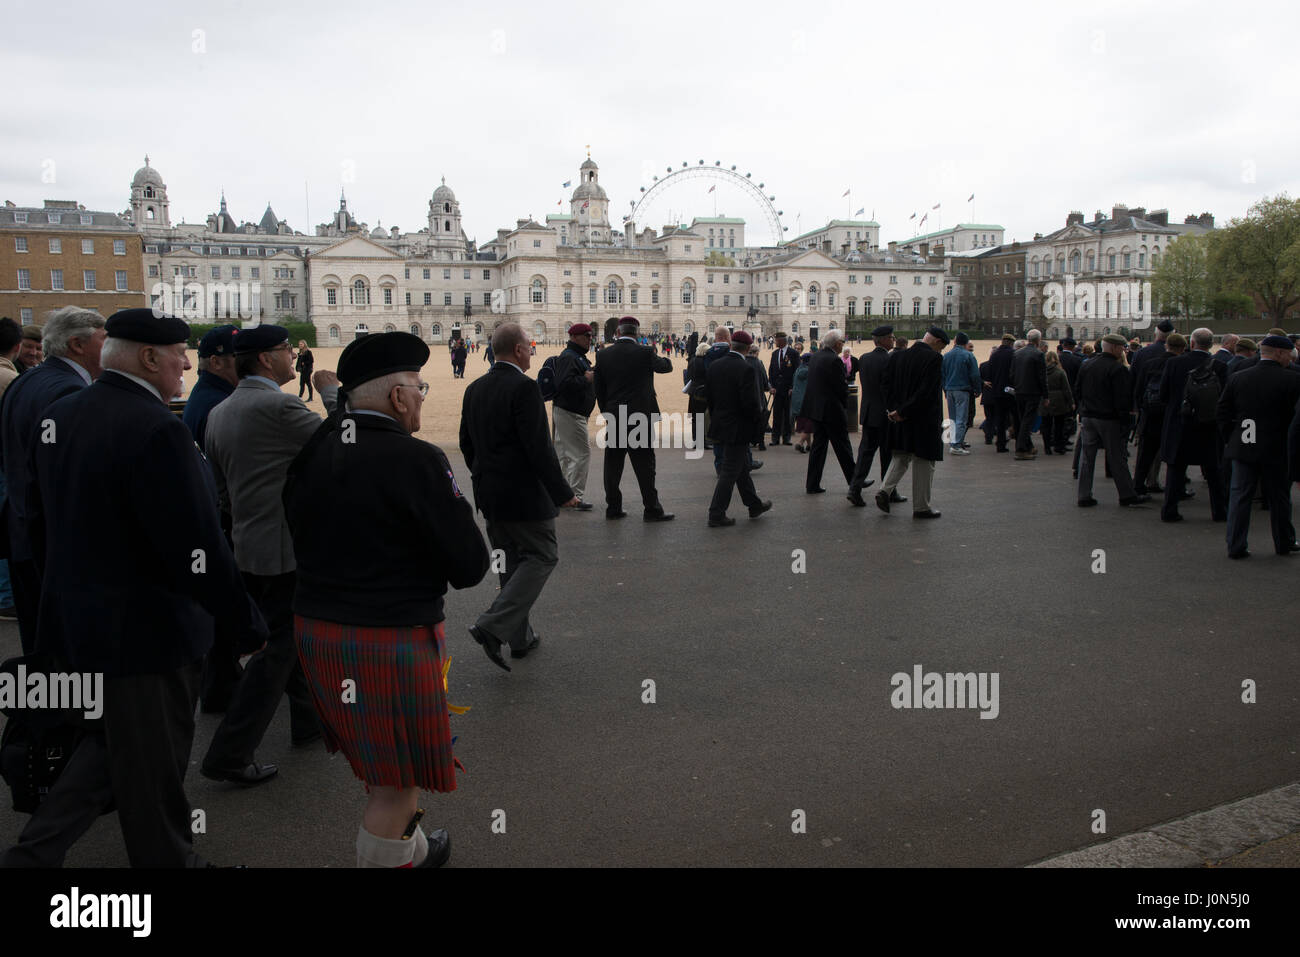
[1152,233,1208,321]
[1208,291,1256,322]
[1208,194,1300,324]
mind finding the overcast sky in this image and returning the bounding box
[5,0,1296,247]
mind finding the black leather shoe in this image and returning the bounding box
[749,460,763,470]
[573,502,594,511]
[707,516,736,527]
[874,489,890,513]
[912,508,942,519]
[510,633,540,659]
[606,509,628,519]
[1228,550,1250,560]
[469,625,511,672]
[417,828,452,868]
[1160,512,1183,521]
[847,490,867,507]
[1078,497,1098,507]
[1121,494,1152,507]
[889,491,907,504]
[807,487,826,494]
[644,511,675,522]
[201,762,278,787]
[749,500,773,518]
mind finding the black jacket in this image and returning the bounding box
[295,348,314,373]
[594,337,672,420]
[1075,352,1132,420]
[857,347,892,428]
[987,344,1015,397]
[1058,349,1084,393]
[29,372,265,676]
[286,413,489,626]
[802,347,848,424]
[1010,345,1048,397]
[1159,350,1226,466]
[0,357,90,563]
[460,363,573,521]
[884,342,944,461]
[706,351,760,444]
[553,342,596,416]
[1217,359,1300,465]
[768,345,799,392]
[1127,339,1167,408]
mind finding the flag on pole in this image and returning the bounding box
[920,214,928,226]
[909,212,917,220]
[854,207,865,216]
[968,193,975,202]
[842,189,851,197]
[708,185,716,193]
[932,203,941,210]
[563,181,571,188]
[582,201,590,209]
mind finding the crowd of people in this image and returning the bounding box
[3,303,1299,870]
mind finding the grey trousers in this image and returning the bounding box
[477,518,559,651]
[1077,417,1136,501]
[881,452,935,511]
[552,407,590,502]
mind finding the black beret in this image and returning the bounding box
[198,323,239,358]
[871,325,894,337]
[1260,335,1294,349]
[337,331,430,389]
[232,324,289,355]
[1156,318,1175,333]
[954,332,970,345]
[106,307,189,345]
[927,326,950,345]
[1061,337,1077,348]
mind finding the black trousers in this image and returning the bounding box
[850,424,891,492]
[771,389,793,444]
[603,446,663,514]
[709,442,761,519]
[806,414,856,491]
[203,571,319,769]
[992,396,1017,451]
[297,370,313,400]
[1041,413,1068,451]
[1133,410,1165,491]
[1227,459,1294,554]
[1163,459,1227,521]
[10,556,41,655]
[1015,395,1040,452]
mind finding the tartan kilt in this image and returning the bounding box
[294,616,456,792]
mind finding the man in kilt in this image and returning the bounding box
[284,332,489,867]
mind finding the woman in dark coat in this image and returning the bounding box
[1041,350,1074,454]
[790,353,813,452]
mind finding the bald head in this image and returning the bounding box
[714,326,731,343]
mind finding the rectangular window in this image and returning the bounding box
[404,268,410,280]
[422,268,430,279]
[20,308,32,323]
[723,274,730,284]
[563,270,572,277]
[148,264,159,277]
[913,276,922,285]
[865,275,872,284]
[464,293,472,306]
[564,289,572,304]
[80,213,91,225]
[483,292,492,306]
[1138,253,1145,268]
[738,296,744,307]
[250,267,259,279]
[51,269,64,290]
[928,301,936,317]
[115,270,127,291]
[708,295,715,306]
[630,288,638,304]
[231,267,240,279]
[15,237,27,253]
[929,276,937,285]
[14,212,27,223]
[384,287,393,305]
[424,292,432,305]
[405,292,411,305]
[912,301,920,316]
[327,288,337,305]
[722,295,730,307]
[463,269,471,280]
[444,292,452,305]
[889,275,898,284]
[211,266,221,279]
[684,245,692,253]
[145,244,157,253]
[443,269,451,280]
[1123,253,1131,269]
[49,238,61,254]
[708,274,714,283]
[533,240,542,248]
[651,288,659,305]
[113,239,126,255]
[848,274,856,283]
[483,270,490,280]
[17,269,30,289]
[1108,254,1116,271]
[48,213,61,224]
[589,288,597,304]
[83,270,96,290]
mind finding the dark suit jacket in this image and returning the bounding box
[181,369,235,452]
[768,345,799,392]
[0,357,90,562]
[460,362,572,521]
[987,344,1015,397]
[593,337,672,421]
[1217,360,1300,465]
[885,342,944,462]
[1059,350,1083,392]
[1159,350,1226,466]
[802,348,848,424]
[706,351,760,444]
[1212,347,1233,366]
[1128,340,1168,408]
[857,347,892,428]
[1010,345,1048,396]
[28,372,262,676]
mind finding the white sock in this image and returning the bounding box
[411,826,428,866]
[356,825,416,868]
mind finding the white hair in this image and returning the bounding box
[347,371,406,409]
[99,337,149,371]
[695,342,710,357]
[1026,329,1041,343]
[821,331,844,351]
[42,307,105,358]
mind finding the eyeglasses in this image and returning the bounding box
[396,382,430,397]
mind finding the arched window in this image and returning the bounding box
[808,283,819,307]
[681,281,693,305]
[683,321,694,334]
[383,323,396,332]
[1086,252,1095,272]
[474,322,483,335]
[791,321,800,334]
[444,203,451,214]
[1070,251,1080,273]
[533,320,547,339]
[431,322,443,339]
[606,280,621,304]
[444,220,451,232]
[146,207,155,220]
[144,186,154,198]
[532,278,545,304]
[328,324,340,344]
[410,323,422,338]
[351,279,369,305]
[354,322,369,338]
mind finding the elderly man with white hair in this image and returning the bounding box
[802,330,857,494]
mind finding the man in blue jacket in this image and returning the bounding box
[941,332,981,455]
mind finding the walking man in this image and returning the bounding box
[874,327,947,518]
[1075,334,1149,508]
[551,323,596,509]
[705,330,772,526]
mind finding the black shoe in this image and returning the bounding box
[875,489,891,513]
[758,442,767,450]
[749,500,773,518]
[912,508,942,519]
[469,625,511,672]
[1228,550,1250,560]
[1147,484,1165,494]
[1121,494,1151,507]
[1160,512,1183,521]
[510,633,540,659]
[889,491,907,504]
[708,516,736,527]
[847,490,867,507]
[644,510,675,522]
[961,443,971,450]
[749,460,763,470]
[417,828,452,869]
[1078,497,1098,507]
[996,447,1009,453]
[201,762,278,787]
[0,605,16,621]
[806,487,826,494]
[606,509,628,519]
[573,502,594,511]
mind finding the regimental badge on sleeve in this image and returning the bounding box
[447,469,462,498]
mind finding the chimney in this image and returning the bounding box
[1197,212,1215,229]
[1111,203,1128,222]
[1033,232,1043,241]
[1066,211,1085,227]
[1094,210,1104,224]
[887,241,898,254]
[516,218,530,230]
[625,220,635,245]
[1148,209,1168,227]
[920,242,929,257]
[932,243,945,258]
[1129,206,1146,221]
